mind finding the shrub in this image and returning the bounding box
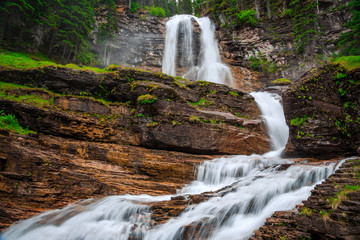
[145,6,166,18]
[235,9,257,26]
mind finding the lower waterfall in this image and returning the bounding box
[2,92,344,240]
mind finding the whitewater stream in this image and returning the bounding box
[2,15,344,240]
[2,92,343,240]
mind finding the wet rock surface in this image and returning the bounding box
[0,65,270,230]
[282,64,360,159]
[0,131,213,230]
[253,158,360,240]
[0,66,270,155]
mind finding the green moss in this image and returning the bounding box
[271,78,292,85]
[299,207,313,216]
[189,98,213,108]
[0,110,35,135]
[0,50,110,73]
[189,116,201,123]
[229,91,239,97]
[146,121,158,127]
[331,56,360,70]
[137,94,158,104]
[290,115,309,126]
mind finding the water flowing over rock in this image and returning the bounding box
[162,15,234,87]
[1,91,342,240]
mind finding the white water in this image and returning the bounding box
[162,15,233,87]
[2,93,343,240]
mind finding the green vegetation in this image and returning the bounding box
[288,0,319,53]
[337,0,360,55]
[137,94,158,104]
[145,6,166,18]
[271,78,291,85]
[0,50,110,73]
[229,91,239,97]
[189,116,201,123]
[328,184,360,210]
[0,110,35,135]
[290,115,309,126]
[235,9,257,26]
[299,207,313,216]
[249,52,277,73]
[189,98,213,108]
[331,56,360,71]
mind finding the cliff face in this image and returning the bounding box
[94,7,165,72]
[103,1,352,92]
[0,65,270,229]
[282,64,360,159]
[217,0,352,92]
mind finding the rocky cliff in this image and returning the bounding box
[283,64,360,159]
[0,65,270,229]
[104,1,352,92]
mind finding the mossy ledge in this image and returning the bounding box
[0,64,270,155]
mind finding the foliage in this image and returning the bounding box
[288,0,319,53]
[290,115,309,126]
[337,0,360,55]
[235,9,257,26]
[0,110,35,135]
[0,0,118,65]
[249,52,277,73]
[331,56,360,71]
[137,94,158,104]
[189,98,213,108]
[130,1,140,13]
[145,6,166,18]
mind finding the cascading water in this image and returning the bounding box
[162,15,233,87]
[1,92,345,240]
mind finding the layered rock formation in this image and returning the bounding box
[218,0,352,92]
[253,158,360,240]
[0,65,270,229]
[283,64,360,159]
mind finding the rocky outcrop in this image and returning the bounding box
[217,0,352,92]
[283,64,360,159]
[0,66,270,155]
[0,130,213,230]
[0,65,271,229]
[94,6,165,72]
[253,158,360,240]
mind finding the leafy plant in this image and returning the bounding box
[235,9,257,26]
[137,94,158,104]
[0,111,35,135]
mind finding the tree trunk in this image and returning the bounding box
[267,0,271,19]
[129,0,132,9]
[239,0,243,10]
[255,0,261,20]
[62,44,67,63]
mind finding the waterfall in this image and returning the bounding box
[162,15,233,87]
[251,92,289,157]
[1,93,343,240]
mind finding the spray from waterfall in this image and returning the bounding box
[162,15,233,87]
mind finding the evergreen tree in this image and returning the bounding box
[338,0,360,55]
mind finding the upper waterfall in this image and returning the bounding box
[162,15,233,87]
